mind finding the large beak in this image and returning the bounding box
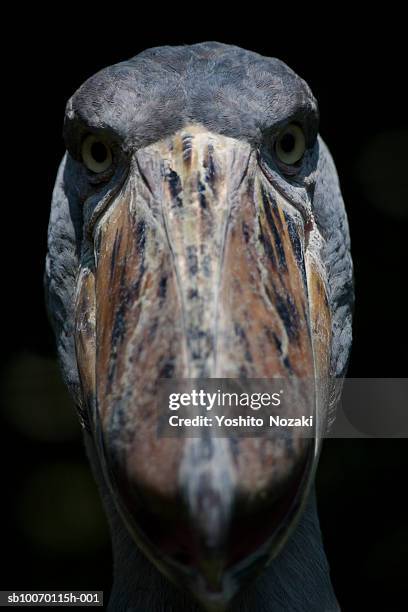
[74,125,331,610]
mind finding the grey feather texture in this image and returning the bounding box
[45,155,80,402]
[64,42,318,156]
[314,138,353,378]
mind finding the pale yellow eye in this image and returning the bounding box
[81,134,113,173]
[275,124,306,165]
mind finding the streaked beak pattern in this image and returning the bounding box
[75,125,331,609]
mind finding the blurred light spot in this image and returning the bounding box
[1,352,79,441]
[18,463,109,553]
[355,130,408,218]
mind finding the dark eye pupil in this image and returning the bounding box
[280,132,295,153]
[90,141,108,163]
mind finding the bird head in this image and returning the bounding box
[46,43,353,610]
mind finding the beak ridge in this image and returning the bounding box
[74,125,331,608]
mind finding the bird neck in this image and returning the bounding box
[85,435,339,611]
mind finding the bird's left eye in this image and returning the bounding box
[81,134,113,173]
[275,124,306,166]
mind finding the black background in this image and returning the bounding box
[1,13,407,611]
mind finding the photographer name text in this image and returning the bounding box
[166,390,313,429]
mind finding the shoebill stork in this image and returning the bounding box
[45,42,353,611]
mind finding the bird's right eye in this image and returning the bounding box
[81,134,113,174]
